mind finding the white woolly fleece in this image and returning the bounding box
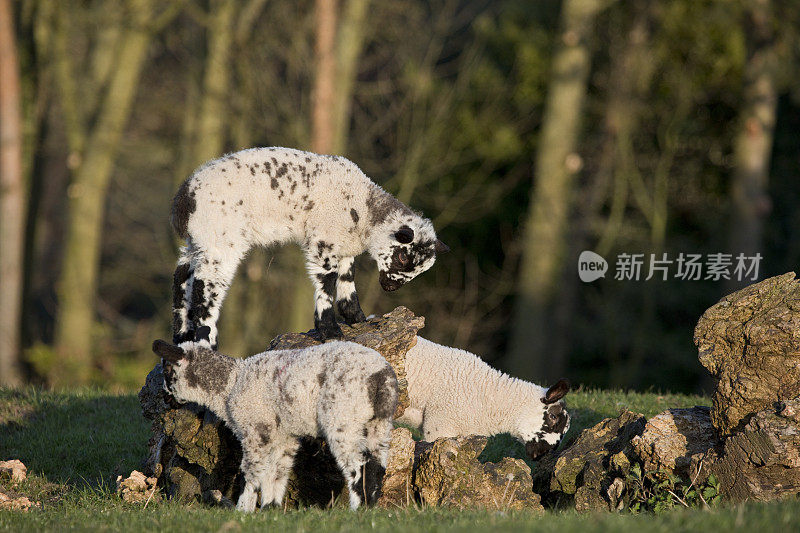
[184,147,437,259]
[399,337,567,444]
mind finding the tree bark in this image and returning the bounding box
[727,0,777,290]
[507,0,605,381]
[0,0,25,386]
[695,272,800,437]
[194,0,236,164]
[53,0,155,385]
[331,0,370,155]
[710,398,800,502]
[311,0,337,155]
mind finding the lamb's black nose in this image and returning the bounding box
[379,272,403,291]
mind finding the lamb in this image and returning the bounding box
[396,337,571,460]
[151,327,398,511]
[170,147,449,347]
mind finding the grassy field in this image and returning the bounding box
[1,386,799,532]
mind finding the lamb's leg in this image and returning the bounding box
[255,463,278,508]
[171,248,193,344]
[237,433,272,512]
[267,438,300,507]
[236,476,259,513]
[364,417,392,469]
[326,433,369,509]
[335,256,367,325]
[305,244,342,339]
[252,437,300,509]
[186,246,244,349]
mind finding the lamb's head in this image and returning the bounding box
[370,213,449,292]
[151,326,235,405]
[518,379,571,461]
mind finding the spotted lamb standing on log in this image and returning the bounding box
[170,147,449,346]
[397,337,571,460]
[151,327,398,511]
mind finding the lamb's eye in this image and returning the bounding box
[397,249,409,266]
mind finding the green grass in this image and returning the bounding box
[2,485,799,532]
[2,387,798,532]
[0,388,150,486]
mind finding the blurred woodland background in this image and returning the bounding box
[0,0,798,393]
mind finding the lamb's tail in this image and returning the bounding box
[171,178,195,240]
[363,365,397,471]
[367,366,398,422]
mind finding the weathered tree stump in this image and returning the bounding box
[533,407,719,511]
[377,428,416,508]
[532,410,646,512]
[694,272,800,436]
[515,277,800,511]
[377,428,543,511]
[413,435,543,511]
[710,397,800,502]
[532,401,800,509]
[139,364,244,502]
[630,407,719,480]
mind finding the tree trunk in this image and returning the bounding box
[0,0,25,386]
[727,0,777,290]
[194,0,235,164]
[506,0,605,381]
[285,0,339,334]
[331,0,370,155]
[695,272,800,437]
[311,0,337,155]
[53,0,155,385]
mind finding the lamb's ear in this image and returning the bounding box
[434,239,450,253]
[542,379,570,404]
[194,326,211,343]
[152,340,185,363]
[395,225,414,244]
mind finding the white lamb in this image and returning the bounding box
[151,327,398,511]
[170,147,449,346]
[396,337,571,460]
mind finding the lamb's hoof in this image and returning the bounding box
[236,502,256,513]
[260,501,281,511]
[316,321,344,340]
[348,490,362,510]
[337,298,367,325]
[342,311,367,326]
